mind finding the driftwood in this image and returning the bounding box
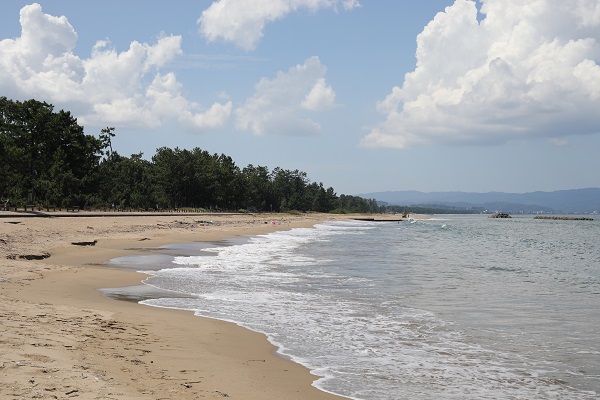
[6,252,50,260]
[71,240,98,246]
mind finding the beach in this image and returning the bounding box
[0,212,352,400]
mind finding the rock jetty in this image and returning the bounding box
[490,213,511,218]
[533,216,594,221]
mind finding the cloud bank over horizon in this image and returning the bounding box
[0,3,232,132]
[199,0,360,51]
[363,0,600,149]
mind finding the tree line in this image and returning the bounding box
[0,97,380,214]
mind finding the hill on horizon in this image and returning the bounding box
[357,188,600,214]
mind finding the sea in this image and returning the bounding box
[107,215,600,399]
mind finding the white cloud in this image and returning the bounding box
[199,0,361,51]
[301,78,336,111]
[185,100,233,130]
[363,0,600,149]
[0,3,230,133]
[235,56,335,135]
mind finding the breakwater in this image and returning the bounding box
[534,216,594,221]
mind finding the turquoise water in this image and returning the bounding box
[130,215,599,399]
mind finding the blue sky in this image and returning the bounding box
[1,1,599,195]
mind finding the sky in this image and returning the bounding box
[1,0,599,195]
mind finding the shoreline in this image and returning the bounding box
[0,212,355,399]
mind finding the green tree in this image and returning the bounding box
[0,97,104,206]
[242,164,274,211]
[272,168,310,211]
[306,182,338,213]
[99,127,115,158]
[213,154,243,210]
[98,152,154,209]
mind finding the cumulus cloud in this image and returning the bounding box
[0,3,231,132]
[199,0,360,51]
[363,0,600,149]
[301,78,336,111]
[235,56,335,136]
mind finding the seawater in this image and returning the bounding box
[136,215,599,399]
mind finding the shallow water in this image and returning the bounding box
[119,215,599,399]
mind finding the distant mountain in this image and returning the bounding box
[358,188,600,213]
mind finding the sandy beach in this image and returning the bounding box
[0,211,356,400]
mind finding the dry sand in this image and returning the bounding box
[0,211,359,400]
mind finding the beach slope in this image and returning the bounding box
[0,213,348,399]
